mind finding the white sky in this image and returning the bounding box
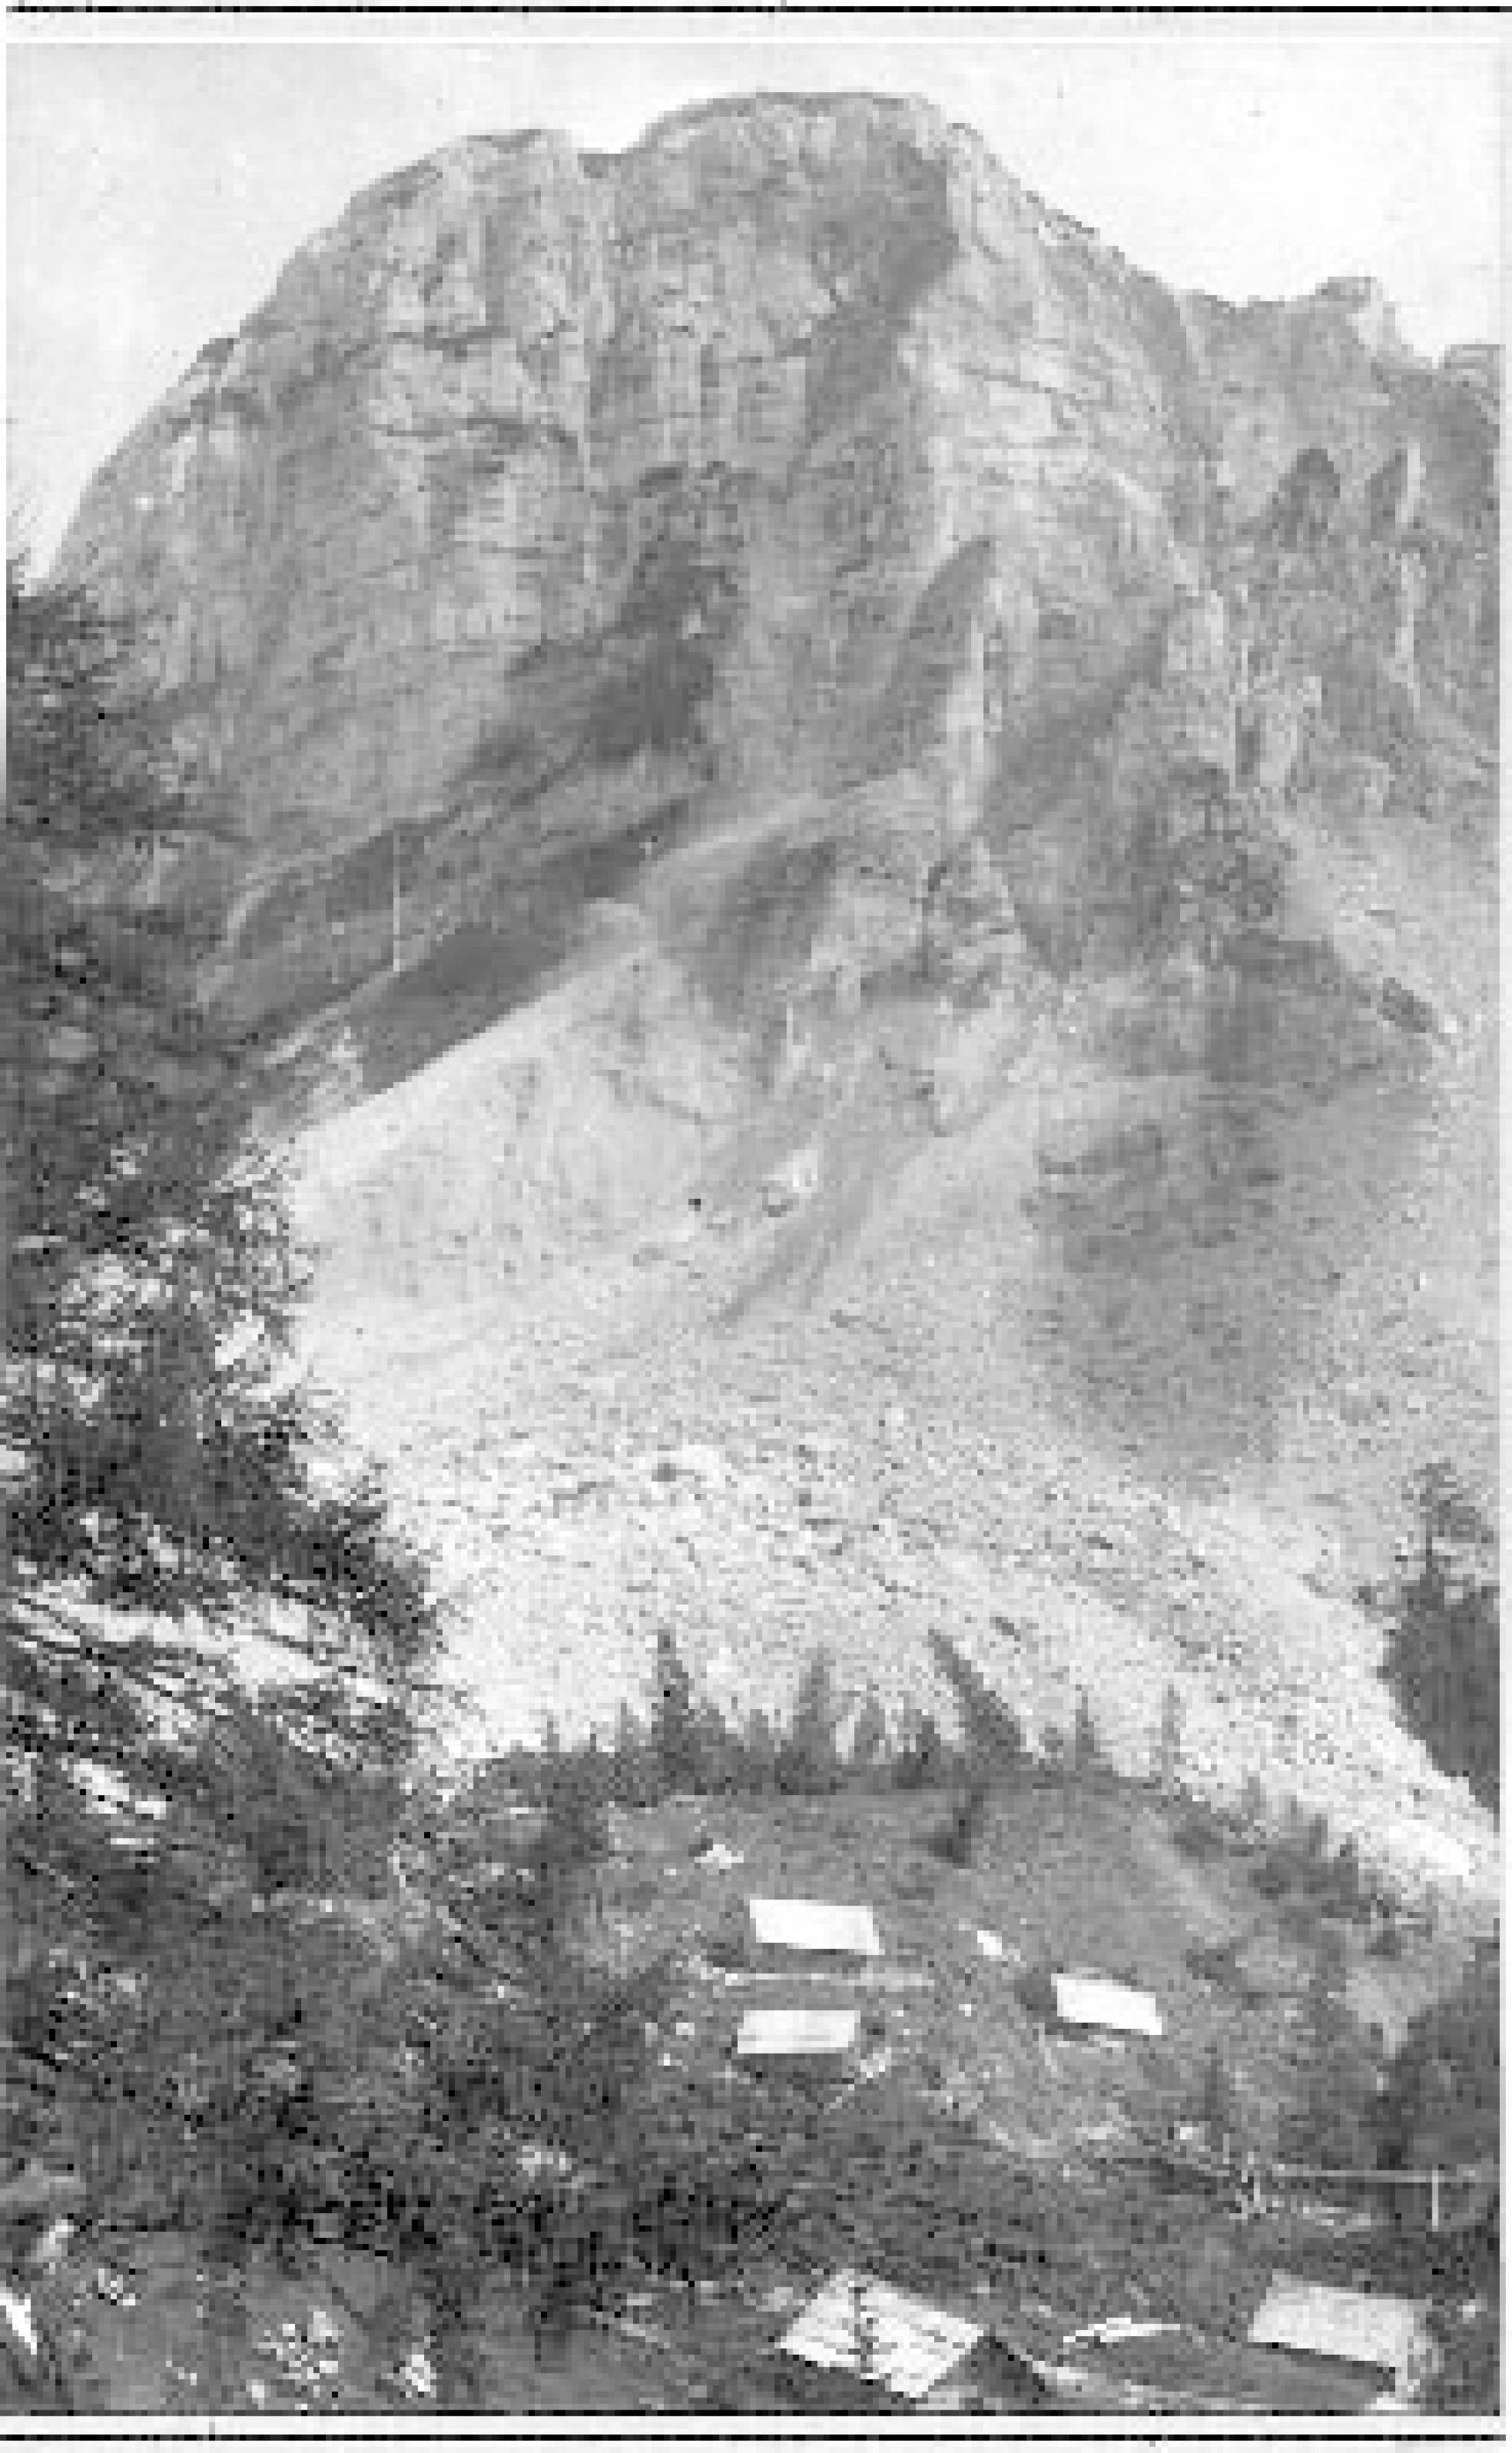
[6,21,1505,564]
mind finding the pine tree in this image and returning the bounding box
[1155,1682,1184,1792]
[1382,1464,1499,1817]
[1300,1924,1357,2163]
[0,570,683,2407]
[649,1625,698,1796]
[1072,1688,1101,1776]
[929,1631,1023,1777]
[740,1706,778,1794]
[3,554,441,2232]
[777,1649,842,1795]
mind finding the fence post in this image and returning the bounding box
[1430,2166,1441,2234]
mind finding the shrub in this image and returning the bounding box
[929,1774,991,1867]
[692,1703,742,1798]
[703,1903,750,1972]
[849,1686,890,1783]
[1277,1895,1323,1948]
[893,1706,950,1792]
[1252,1849,1295,1902]
[1186,1937,1243,1990]
[738,1708,779,1794]
[1016,1965,1058,2025]
[1328,1838,1366,1919]
[1173,1802,1227,1863]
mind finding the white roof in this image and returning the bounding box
[1052,1972,1163,2038]
[736,2005,859,2058]
[747,1897,882,1957]
[779,2269,983,2401]
[1249,2278,1430,2377]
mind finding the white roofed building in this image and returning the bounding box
[746,1897,882,1962]
[777,2269,983,2403]
[736,2005,859,2060]
[1051,1971,1164,2040]
[1247,2277,1436,2406]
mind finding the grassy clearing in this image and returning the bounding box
[597,1768,1460,2166]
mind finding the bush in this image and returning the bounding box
[1173,1802,1228,1863]
[1252,1849,1295,1902]
[1186,1937,1243,1990]
[738,1708,779,1794]
[1197,2042,1240,2153]
[691,1704,742,1798]
[702,1903,750,1972]
[893,1706,951,1792]
[849,1686,890,1783]
[1238,1775,1269,1836]
[1326,1838,1367,1920]
[1016,1966,1058,2026]
[928,1775,991,1868]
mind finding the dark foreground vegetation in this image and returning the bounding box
[1,560,1498,2414]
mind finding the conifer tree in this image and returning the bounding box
[3,553,441,2206]
[649,1625,698,1796]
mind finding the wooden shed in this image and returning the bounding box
[1050,1971,1164,2040]
[745,1897,882,1968]
[1247,2276,1435,2406]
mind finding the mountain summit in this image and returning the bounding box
[58,94,1493,1031]
[57,96,1498,1876]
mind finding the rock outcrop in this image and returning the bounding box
[56,94,1496,1051]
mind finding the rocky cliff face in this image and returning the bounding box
[58,92,1496,1047]
[58,98,1498,1813]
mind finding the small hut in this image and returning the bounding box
[1049,1971,1164,2042]
[735,2005,859,2065]
[744,1897,882,1970]
[1247,2275,1434,2407]
[775,2269,1052,2412]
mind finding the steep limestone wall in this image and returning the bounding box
[57,95,1495,1035]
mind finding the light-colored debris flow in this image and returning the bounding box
[298,1106,1496,1908]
